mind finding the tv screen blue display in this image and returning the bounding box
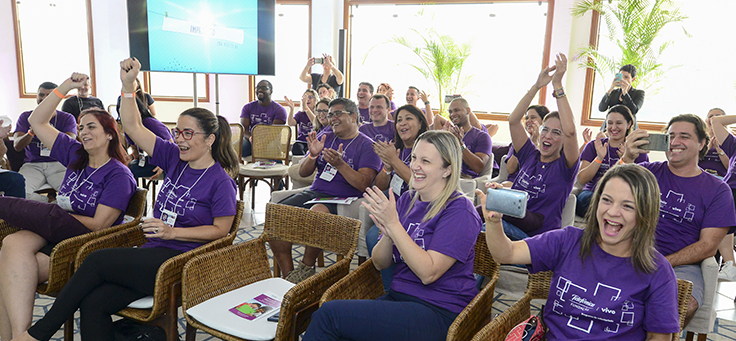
[127,0,275,75]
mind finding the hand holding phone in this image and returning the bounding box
[314,57,324,64]
[615,72,623,82]
[485,188,528,219]
[638,133,670,152]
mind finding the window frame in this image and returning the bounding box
[268,0,312,108]
[579,10,665,131]
[142,71,211,103]
[12,0,97,98]
[343,0,555,120]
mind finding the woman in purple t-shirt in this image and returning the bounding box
[0,73,135,341]
[576,105,647,217]
[502,54,580,239]
[478,164,679,340]
[16,58,240,341]
[285,89,318,155]
[311,98,332,136]
[304,131,482,341]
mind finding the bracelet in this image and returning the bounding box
[383,167,392,174]
[27,130,34,137]
[593,157,603,164]
[461,143,467,151]
[121,91,135,98]
[424,101,430,105]
[618,159,625,165]
[52,88,64,99]
[308,154,318,160]
[552,87,566,99]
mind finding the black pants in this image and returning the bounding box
[27,247,182,341]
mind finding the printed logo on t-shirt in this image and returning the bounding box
[551,276,635,334]
[158,178,198,217]
[393,222,424,263]
[660,190,696,223]
[252,112,270,126]
[59,172,99,211]
[373,134,390,143]
[515,170,546,199]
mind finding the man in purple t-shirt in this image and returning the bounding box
[443,98,491,178]
[622,113,736,326]
[356,82,373,124]
[14,82,78,202]
[239,80,287,158]
[274,98,382,284]
[358,94,395,143]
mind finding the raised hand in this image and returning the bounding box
[594,131,608,160]
[120,57,141,90]
[361,186,400,237]
[306,131,326,157]
[582,127,592,144]
[419,90,429,104]
[284,96,295,111]
[474,182,505,225]
[551,53,567,85]
[534,65,556,89]
[373,140,398,165]
[323,143,345,168]
[61,72,89,91]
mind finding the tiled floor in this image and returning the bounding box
[27,182,736,340]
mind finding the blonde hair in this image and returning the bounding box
[407,130,462,222]
[580,164,660,273]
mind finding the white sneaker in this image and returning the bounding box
[719,261,736,281]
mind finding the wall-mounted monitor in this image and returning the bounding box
[127,0,275,75]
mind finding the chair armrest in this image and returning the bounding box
[320,259,384,305]
[0,220,19,249]
[357,205,374,258]
[182,239,272,311]
[277,256,353,341]
[75,225,147,269]
[470,293,534,341]
[447,268,500,341]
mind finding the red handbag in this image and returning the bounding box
[504,309,547,341]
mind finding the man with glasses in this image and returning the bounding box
[443,98,491,178]
[273,98,382,284]
[239,80,287,158]
[359,94,395,143]
[14,82,78,202]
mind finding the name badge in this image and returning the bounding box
[390,174,404,196]
[160,208,177,227]
[319,164,338,182]
[40,143,51,157]
[138,155,146,167]
[57,195,73,211]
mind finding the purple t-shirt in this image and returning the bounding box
[308,131,382,197]
[359,120,395,143]
[240,101,287,132]
[125,116,173,148]
[526,226,679,340]
[146,137,238,252]
[580,138,649,191]
[392,147,413,195]
[15,110,77,163]
[389,191,481,314]
[719,134,736,188]
[358,107,370,124]
[51,134,135,225]
[316,125,332,138]
[506,145,518,184]
[641,161,736,256]
[293,111,314,142]
[462,127,492,177]
[512,138,580,235]
[699,148,728,178]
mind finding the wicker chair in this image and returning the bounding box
[319,232,500,341]
[470,271,693,341]
[73,200,245,341]
[181,203,361,341]
[238,125,292,209]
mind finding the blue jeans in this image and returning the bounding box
[0,171,25,198]
[502,220,530,241]
[303,290,456,341]
[242,138,252,158]
[576,190,594,217]
[366,225,394,292]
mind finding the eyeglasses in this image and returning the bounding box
[539,125,563,138]
[326,110,350,120]
[315,109,329,115]
[171,128,207,140]
[255,85,271,91]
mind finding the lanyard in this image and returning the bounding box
[330,134,358,159]
[68,158,111,194]
[164,161,215,211]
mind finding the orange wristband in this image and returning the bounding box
[121,91,135,98]
[618,159,625,165]
[593,157,603,164]
[308,154,318,160]
[27,130,34,137]
[53,88,64,99]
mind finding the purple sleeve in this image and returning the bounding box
[209,174,238,217]
[721,133,736,158]
[525,227,572,273]
[580,141,596,162]
[150,137,180,174]
[144,117,173,140]
[15,112,30,134]
[58,111,78,134]
[474,130,492,156]
[356,138,383,172]
[49,133,82,167]
[273,103,288,123]
[702,182,736,229]
[426,197,482,262]
[642,257,680,333]
[634,152,649,163]
[97,162,136,212]
[514,137,536,163]
[240,103,250,119]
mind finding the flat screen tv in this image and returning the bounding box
[127,0,275,75]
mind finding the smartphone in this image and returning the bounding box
[638,133,670,152]
[314,57,324,64]
[267,312,280,322]
[444,94,461,103]
[485,188,528,219]
[615,72,623,82]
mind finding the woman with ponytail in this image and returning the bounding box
[14,58,238,341]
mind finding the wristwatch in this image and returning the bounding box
[552,87,566,99]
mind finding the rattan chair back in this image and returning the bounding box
[251,124,291,163]
[230,122,244,163]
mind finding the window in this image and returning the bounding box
[348,1,551,117]
[13,0,95,97]
[582,1,736,127]
[259,2,310,102]
[144,72,210,102]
